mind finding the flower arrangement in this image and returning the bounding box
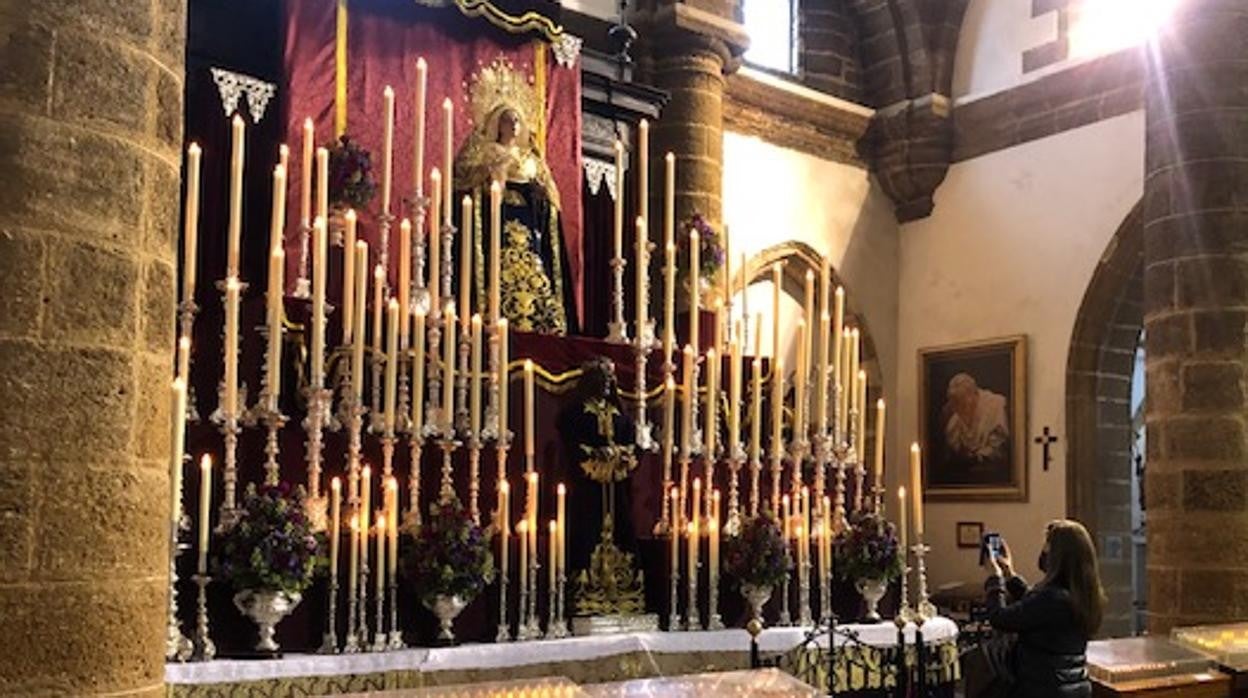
[833,510,904,582]
[723,513,791,590]
[214,482,325,595]
[677,214,726,287]
[327,134,377,210]
[402,498,494,605]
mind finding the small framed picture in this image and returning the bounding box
[956,522,984,549]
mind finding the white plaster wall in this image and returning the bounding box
[953,0,1165,102]
[895,111,1145,591]
[561,0,617,21]
[722,130,901,464]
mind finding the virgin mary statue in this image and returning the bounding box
[454,59,577,335]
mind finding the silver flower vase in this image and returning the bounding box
[233,589,302,654]
[856,577,888,623]
[427,595,467,644]
[741,584,773,623]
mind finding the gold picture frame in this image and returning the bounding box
[918,335,1027,502]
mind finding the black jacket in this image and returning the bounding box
[985,575,1091,698]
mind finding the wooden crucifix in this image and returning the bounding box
[1034,426,1058,472]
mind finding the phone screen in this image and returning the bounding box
[980,533,1002,566]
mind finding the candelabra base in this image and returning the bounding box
[706,613,725,631]
[495,623,512,643]
[342,633,362,654]
[317,631,339,655]
[605,321,629,345]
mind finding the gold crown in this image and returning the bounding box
[467,56,540,134]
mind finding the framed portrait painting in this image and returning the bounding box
[918,336,1027,502]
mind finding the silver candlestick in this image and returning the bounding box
[423,309,444,440]
[550,570,569,638]
[210,383,244,529]
[634,323,657,452]
[370,348,384,435]
[166,517,192,661]
[456,322,471,432]
[913,540,936,621]
[177,299,202,424]
[819,547,832,625]
[778,562,792,627]
[685,554,701,631]
[408,432,424,529]
[343,562,362,654]
[356,558,371,652]
[437,436,460,504]
[525,555,541,640]
[749,453,763,518]
[482,325,501,442]
[378,211,394,295]
[516,558,531,641]
[388,576,404,649]
[606,256,629,344]
[318,573,340,654]
[372,572,387,652]
[798,559,813,627]
[305,385,331,507]
[405,191,430,313]
[189,573,215,661]
[726,444,746,536]
[496,551,511,642]
[467,434,482,524]
[294,221,312,299]
[707,556,724,630]
[668,537,680,631]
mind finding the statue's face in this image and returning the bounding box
[497,110,519,144]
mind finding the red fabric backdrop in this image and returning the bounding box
[283,0,583,317]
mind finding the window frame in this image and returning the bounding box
[742,0,802,77]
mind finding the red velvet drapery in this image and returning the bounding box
[282,0,583,317]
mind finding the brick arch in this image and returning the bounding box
[1066,200,1144,636]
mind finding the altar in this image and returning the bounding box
[166,620,960,697]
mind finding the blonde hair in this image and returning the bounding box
[1041,520,1106,636]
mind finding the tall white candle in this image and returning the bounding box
[638,119,649,226]
[442,98,454,219]
[689,228,700,349]
[524,359,535,461]
[352,242,369,399]
[170,379,187,526]
[227,115,245,279]
[182,143,202,305]
[681,345,695,460]
[196,455,212,574]
[442,303,457,432]
[910,443,924,536]
[381,86,395,213]
[412,307,426,434]
[832,286,845,395]
[856,369,868,453]
[342,210,357,344]
[704,348,718,461]
[387,478,398,579]
[770,358,785,461]
[898,487,908,555]
[311,218,328,387]
[460,195,473,325]
[635,217,648,336]
[817,312,830,435]
[399,218,411,348]
[177,334,191,392]
[874,399,886,504]
[749,358,762,464]
[266,248,285,410]
[224,276,240,417]
[556,482,566,574]
[372,265,384,358]
[316,146,329,228]
[489,181,502,324]
[664,242,677,362]
[518,519,528,600]
[330,477,341,582]
[794,318,807,439]
[613,141,624,262]
[268,162,288,256]
[375,517,386,601]
[498,318,509,436]
[413,58,427,195]
[428,169,442,312]
[728,339,741,452]
[300,119,313,228]
[348,513,359,612]
[498,480,510,582]
[771,262,782,358]
[384,298,399,432]
[470,314,482,437]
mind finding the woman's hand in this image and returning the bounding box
[996,538,1015,578]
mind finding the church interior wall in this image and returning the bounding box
[894,110,1145,591]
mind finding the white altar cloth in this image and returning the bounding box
[166,618,957,685]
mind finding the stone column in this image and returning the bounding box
[633,0,748,233]
[1143,0,1248,633]
[0,1,185,695]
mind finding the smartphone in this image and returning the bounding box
[980,533,1003,566]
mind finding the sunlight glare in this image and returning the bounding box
[1068,0,1181,59]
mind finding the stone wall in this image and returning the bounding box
[797,0,863,103]
[0,1,185,694]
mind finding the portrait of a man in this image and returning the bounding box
[919,337,1027,501]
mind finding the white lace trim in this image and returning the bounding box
[210,67,277,123]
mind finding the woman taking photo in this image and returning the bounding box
[984,520,1106,698]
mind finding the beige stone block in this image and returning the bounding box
[142,158,180,258]
[0,577,165,696]
[154,67,183,153]
[33,461,168,579]
[1164,416,1245,462]
[51,30,154,141]
[1182,361,1245,411]
[0,112,146,248]
[44,238,138,346]
[0,228,44,338]
[133,353,173,462]
[0,460,34,583]
[0,340,134,462]
[0,17,54,112]
[1183,469,1248,511]
[16,0,155,46]
[139,260,174,354]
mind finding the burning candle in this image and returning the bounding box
[375,516,386,601]
[910,443,924,537]
[226,115,245,279]
[729,339,741,453]
[548,519,557,593]
[182,143,201,305]
[691,477,702,532]
[832,286,845,391]
[874,399,886,507]
[177,336,191,388]
[556,483,567,575]
[898,487,908,554]
[196,455,212,574]
[498,480,510,582]
[442,98,453,218]
[856,369,868,452]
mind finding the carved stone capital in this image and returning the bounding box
[862,93,954,223]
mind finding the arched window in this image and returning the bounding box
[743,0,799,74]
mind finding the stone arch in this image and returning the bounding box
[738,241,883,389]
[1066,200,1144,636]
